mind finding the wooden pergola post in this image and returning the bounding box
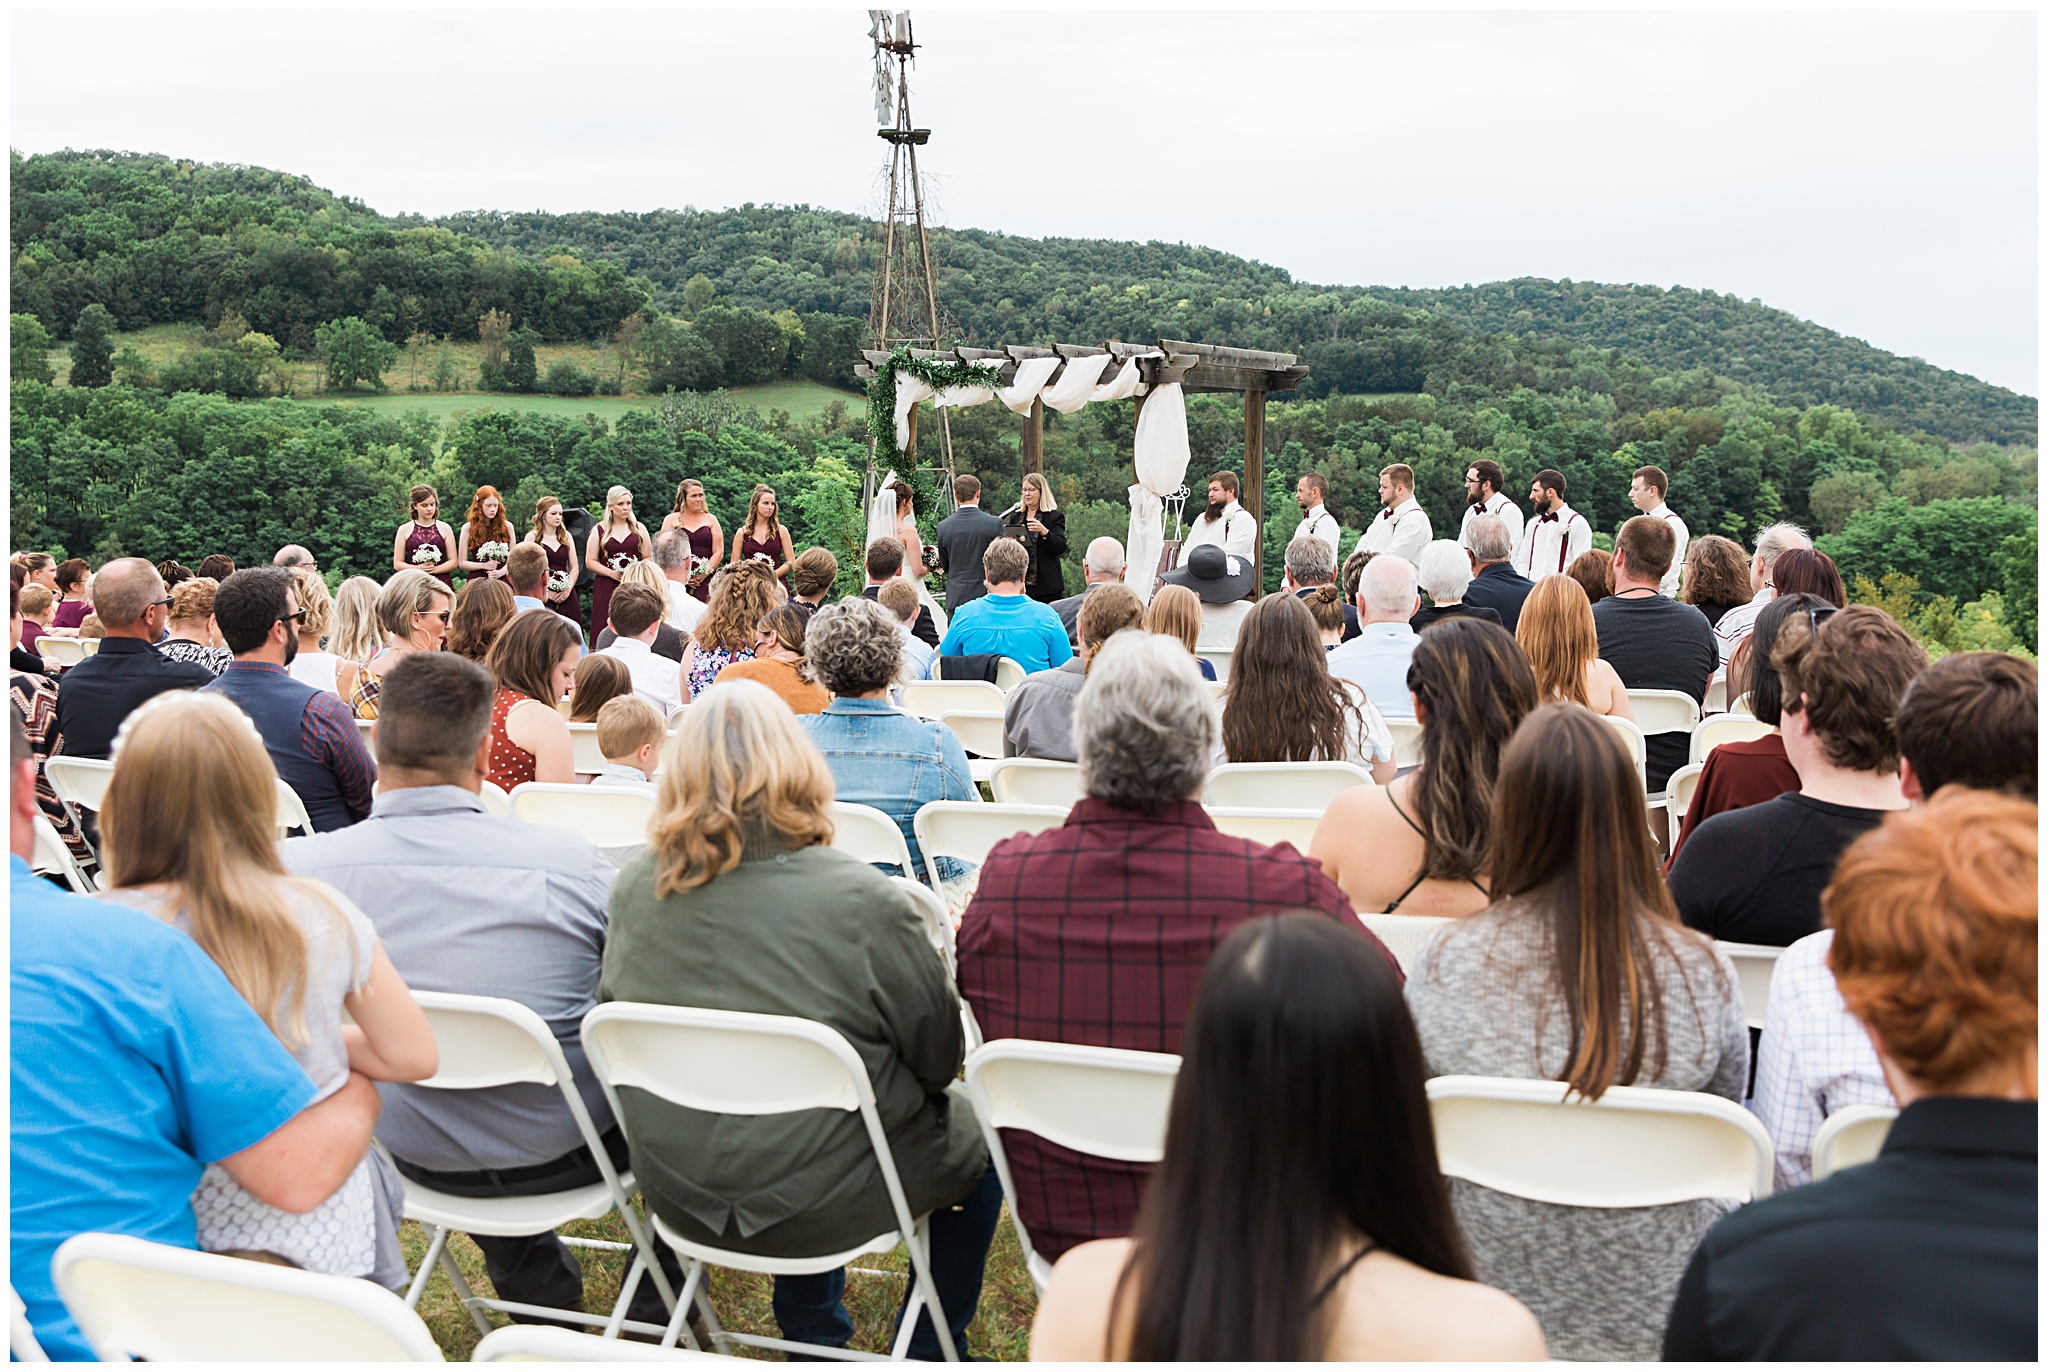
[1244,389,1266,597]
[1020,397,1043,477]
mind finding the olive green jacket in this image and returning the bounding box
[598,837,985,1255]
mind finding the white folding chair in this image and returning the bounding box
[508,782,655,865]
[897,679,1005,720]
[987,758,1084,807]
[581,1004,961,1361]
[1664,762,1705,849]
[1205,761,1371,809]
[1426,1075,1773,1207]
[913,801,1067,912]
[357,717,377,751]
[937,709,1005,760]
[1203,806,1321,850]
[888,874,959,981]
[992,657,1028,693]
[43,754,113,815]
[1600,714,1649,790]
[1701,673,1729,715]
[666,704,690,730]
[51,1232,444,1362]
[1386,717,1424,769]
[276,779,314,835]
[830,800,918,877]
[1727,692,1754,718]
[564,722,610,775]
[480,780,513,816]
[472,1324,728,1362]
[964,1039,1180,1291]
[30,814,95,893]
[1716,941,1784,1031]
[1811,1104,1899,1181]
[1627,689,1702,739]
[9,1285,49,1362]
[1205,680,1229,704]
[1197,649,1232,683]
[1358,912,1453,975]
[394,992,678,1339]
[35,637,88,670]
[1689,715,1774,765]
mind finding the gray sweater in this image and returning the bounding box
[1406,903,1748,1361]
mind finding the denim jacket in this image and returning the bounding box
[801,697,977,881]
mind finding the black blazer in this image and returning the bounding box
[1018,508,1068,603]
[935,506,1006,613]
[859,584,940,648]
[1463,561,1537,635]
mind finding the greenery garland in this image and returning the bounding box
[864,346,1004,465]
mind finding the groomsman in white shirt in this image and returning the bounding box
[1290,472,1342,562]
[1176,470,1258,566]
[1512,468,1593,579]
[1629,464,1689,598]
[1456,458,1524,553]
[1355,463,1431,565]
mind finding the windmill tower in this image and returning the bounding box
[867,10,957,496]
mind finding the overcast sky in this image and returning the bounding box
[12,5,2038,395]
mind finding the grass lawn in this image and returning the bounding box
[403,1201,1040,1361]
[310,379,853,428]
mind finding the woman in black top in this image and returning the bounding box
[1679,535,1752,628]
[1005,473,1068,603]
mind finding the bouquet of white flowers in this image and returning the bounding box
[687,555,713,582]
[477,541,512,564]
[410,543,443,566]
[608,552,636,573]
[546,570,573,595]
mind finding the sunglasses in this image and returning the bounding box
[419,609,452,624]
[278,609,307,627]
[1804,605,1837,637]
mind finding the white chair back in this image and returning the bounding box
[913,801,1066,873]
[35,638,89,669]
[30,815,94,893]
[472,1324,727,1362]
[1715,940,1783,1031]
[937,709,1005,760]
[987,759,1084,807]
[829,801,917,877]
[1197,649,1232,683]
[1205,680,1229,704]
[10,1285,49,1363]
[410,991,568,1091]
[887,875,958,979]
[992,657,1028,693]
[565,723,608,776]
[965,1039,1180,1289]
[1727,692,1754,718]
[1203,806,1321,850]
[1205,761,1371,810]
[1426,1075,1772,1207]
[1690,715,1774,764]
[43,755,113,812]
[52,1232,444,1362]
[357,717,376,751]
[1627,689,1702,738]
[1386,717,1424,768]
[479,780,513,816]
[1600,714,1648,789]
[276,779,314,834]
[1701,673,1728,714]
[897,679,1004,719]
[1358,912,1452,974]
[1811,1104,1899,1181]
[1663,762,1705,849]
[666,704,690,731]
[507,782,654,855]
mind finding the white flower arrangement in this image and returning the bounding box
[546,570,573,595]
[607,552,636,572]
[410,544,444,566]
[477,540,512,564]
[687,555,713,581]
[749,552,777,569]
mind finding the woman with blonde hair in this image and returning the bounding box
[457,484,517,584]
[728,482,796,592]
[329,576,385,694]
[688,559,783,697]
[1000,471,1068,603]
[392,484,456,586]
[482,607,583,789]
[159,577,232,677]
[523,495,584,628]
[1144,583,1217,680]
[659,477,722,602]
[288,567,341,695]
[600,680,998,1360]
[97,691,438,1278]
[585,484,652,635]
[1515,575,1633,721]
[344,570,450,720]
[446,577,518,663]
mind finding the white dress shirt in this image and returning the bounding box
[1457,491,1525,552]
[1177,500,1258,565]
[1356,496,1431,567]
[1713,586,1771,664]
[1651,502,1690,598]
[1290,504,1342,561]
[1512,502,1593,578]
[663,580,706,634]
[1324,621,1420,720]
[1751,930,1894,1190]
[592,635,683,714]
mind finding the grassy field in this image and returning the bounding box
[403,1201,1040,1360]
[309,380,852,427]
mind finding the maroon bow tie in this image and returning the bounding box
[1539,512,1559,523]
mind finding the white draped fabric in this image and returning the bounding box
[998,356,1062,415]
[1089,354,1146,404]
[1124,381,1191,604]
[866,468,901,552]
[932,363,1002,410]
[1039,353,1112,413]
[892,374,937,453]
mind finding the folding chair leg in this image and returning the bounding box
[693,1279,726,1356]
[404,1225,449,1311]
[891,1219,960,1363]
[603,1250,648,1341]
[659,1260,703,1351]
[439,1243,493,1337]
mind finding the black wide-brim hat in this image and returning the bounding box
[1160,542,1256,604]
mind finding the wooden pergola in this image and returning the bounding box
[857,339,1308,590]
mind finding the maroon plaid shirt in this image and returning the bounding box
[957,798,1395,1262]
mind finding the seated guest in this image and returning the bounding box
[97,692,435,1282]
[1222,593,1394,783]
[594,584,687,715]
[273,543,318,572]
[157,577,232,676]
[1049,537,1125,645]
[878,578,936,681]
[568,651,633,723]
[77,612,107,640]
[52,557,214,759]
[1665,789,2036,1360]
[280,653,680,1329]
[1713,522,1811,664]
[18,582,54,658]
[1666,593,1823,862]
[959,633,1388,1264]
[1144,583,1217,679]
[1303,582,1349,650]
[506,543,588,648]
[938,537,1072,673]
[787,546,838,623]
[1564,547,1613,604]
[1409,539,1502,634]
[602,681,999,1358]
[1767,546,1846,607]
[11,710,382,1360]
[716,602,830,714]
[288,567,342,696]
[1669,606,1927,946]
[1752,649,2038,1189]
[588,695,664,795]
[1340,546,1374,605]
[1679,534,1752,629]
[340,569,451,720]
[802,597,975,883]
[1325,554,1421,720]
[687,560,781,697]
[1033,914,1546,1362]
[196,553,237,583]
[1156,542,1255,652]
[1592,516,1716,792]
[595,562,691,663]
[1002,583,1145,762]
[860,537,939,649]
[10,587,87,864]
[1461,514,1535,633]
[1282,534,1359,642]
[1408,703,1748,1360]
[446,577,517,664]
[157,560,194,588]
[49,557,92,631]
[1516,575,1634,721]
[1312,619,1536,917]
[202,569,377,832]
[483,607,583,789]
[647,531,708,635]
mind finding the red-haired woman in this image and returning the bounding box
[457,485,516,585]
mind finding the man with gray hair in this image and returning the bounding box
[1712,522,1810,663]
[959,632,1388,1265]
[649,530,708,634]
[1325,554,1422,718]
[1460,513,1535,633]
[1048,536,1125,645]
[1410,539,1502,634]
[1282,533,1359,641]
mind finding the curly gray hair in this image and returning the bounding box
[804,596,905,697]
[1074,631,1216,813]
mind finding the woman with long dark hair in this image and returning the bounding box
[1765,547,1845,608]
[1405,703,1745,1360]
[1222,594,1394,783]
[49,558,91,631]
[1031,913,1545,1361]
[392,485,456,587]
[445,577,517,663]
[728,482,796,593]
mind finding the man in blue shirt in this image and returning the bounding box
[8,709,383,1359]
[1325,553,1422,719]
[938,537,1073,674]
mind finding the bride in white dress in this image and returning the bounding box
[868,470,948,637]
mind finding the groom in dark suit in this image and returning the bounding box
[934,474,1006,613]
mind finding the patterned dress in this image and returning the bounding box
[8,670,90,864]
[404,521,453,588]
[486,688,540,792]
[590,530,642,635]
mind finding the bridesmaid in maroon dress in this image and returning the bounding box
[659,478,724,603]
[583,484,652,634]
[391,484,456,588]
[523,495,584,630]
[728,483,795,595]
